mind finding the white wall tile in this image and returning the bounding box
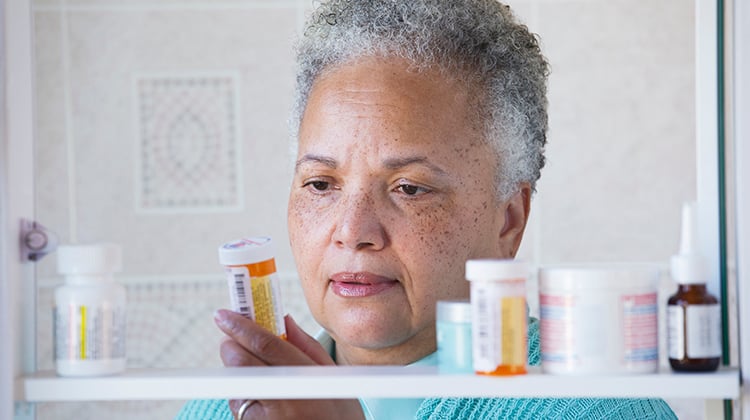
[34,11,72,279]
[60,7,298,275]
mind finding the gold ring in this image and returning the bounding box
[237,400,255,420]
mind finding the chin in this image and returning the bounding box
[327,311,410,350]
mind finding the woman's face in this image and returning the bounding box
[288,57,529,365]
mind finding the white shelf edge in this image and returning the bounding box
[17,366,740,402]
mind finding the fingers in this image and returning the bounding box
[284,314,335,366]
[216,312,358,419]
[214,309,313,366]
[220,338,263,367]
[229,399,260,420]
[231,398,365,420]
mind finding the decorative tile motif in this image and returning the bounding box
[135,73,242,212]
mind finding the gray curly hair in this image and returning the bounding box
[291,0,549,199]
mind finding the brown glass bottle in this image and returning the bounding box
[667,284,721,372]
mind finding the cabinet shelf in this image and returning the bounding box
[18,366,740,402]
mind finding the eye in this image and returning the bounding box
[399,184,420,195]
[395,182,430,196]
[303,180,331,192]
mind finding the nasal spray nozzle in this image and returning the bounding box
[670,201,708,285]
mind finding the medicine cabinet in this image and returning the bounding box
[2,0,748,419]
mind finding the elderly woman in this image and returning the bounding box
[178,1,676,419]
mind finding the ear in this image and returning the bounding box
[497,183,531,258]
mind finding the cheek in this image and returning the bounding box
[287,194,306,238]
[288,195,327,304]
[406,202,477,256]
[288,192,333,235]
[288,194,327,267]
[399,205,468,281]
[401,198,497,286]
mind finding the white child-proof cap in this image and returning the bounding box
[218,236,275,266]
[57,243,123,275]
[465,259,529,281]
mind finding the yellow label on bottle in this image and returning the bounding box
[471,280,527,374]
[226,266,286,337]
[501,296,527,366]
[251,275,277,335]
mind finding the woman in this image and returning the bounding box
[178,1,676,418]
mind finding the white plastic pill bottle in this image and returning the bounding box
[466,259,528,376]
[54,243,126,376]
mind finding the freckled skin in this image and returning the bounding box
[287,56,530,366]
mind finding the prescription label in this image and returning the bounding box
[471,279,527,374]
[53,303,126,361]
[226,266,285,336]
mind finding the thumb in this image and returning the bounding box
[285,315,335,366]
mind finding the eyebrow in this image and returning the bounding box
[382,156,448,177]
[295,154,448,177]
[295,154,338,171]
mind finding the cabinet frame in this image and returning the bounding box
[1,0,745,418]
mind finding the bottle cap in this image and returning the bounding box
[670,201,708,284]
[219,236,275,266]
[465,259,528,282]
[437,300,471,323]
[57,243,122,275]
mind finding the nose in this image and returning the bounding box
[332,189,387,251]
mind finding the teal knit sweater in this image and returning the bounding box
[175,318,676,419]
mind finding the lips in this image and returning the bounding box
[329,272,398,298]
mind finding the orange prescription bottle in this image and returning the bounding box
[218,237,286,338]
[466,259,528,375]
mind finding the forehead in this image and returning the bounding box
[298,57,486,156]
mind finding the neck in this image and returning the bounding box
[334,329,436,366]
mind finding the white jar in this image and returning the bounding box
[54,243,126,376]
[539,264,659,375]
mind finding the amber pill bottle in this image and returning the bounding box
[667,284,720,372]
[218,237,286,338]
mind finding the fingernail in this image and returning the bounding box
[214,309,233,330]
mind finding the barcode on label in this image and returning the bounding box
[234,273,250,314]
